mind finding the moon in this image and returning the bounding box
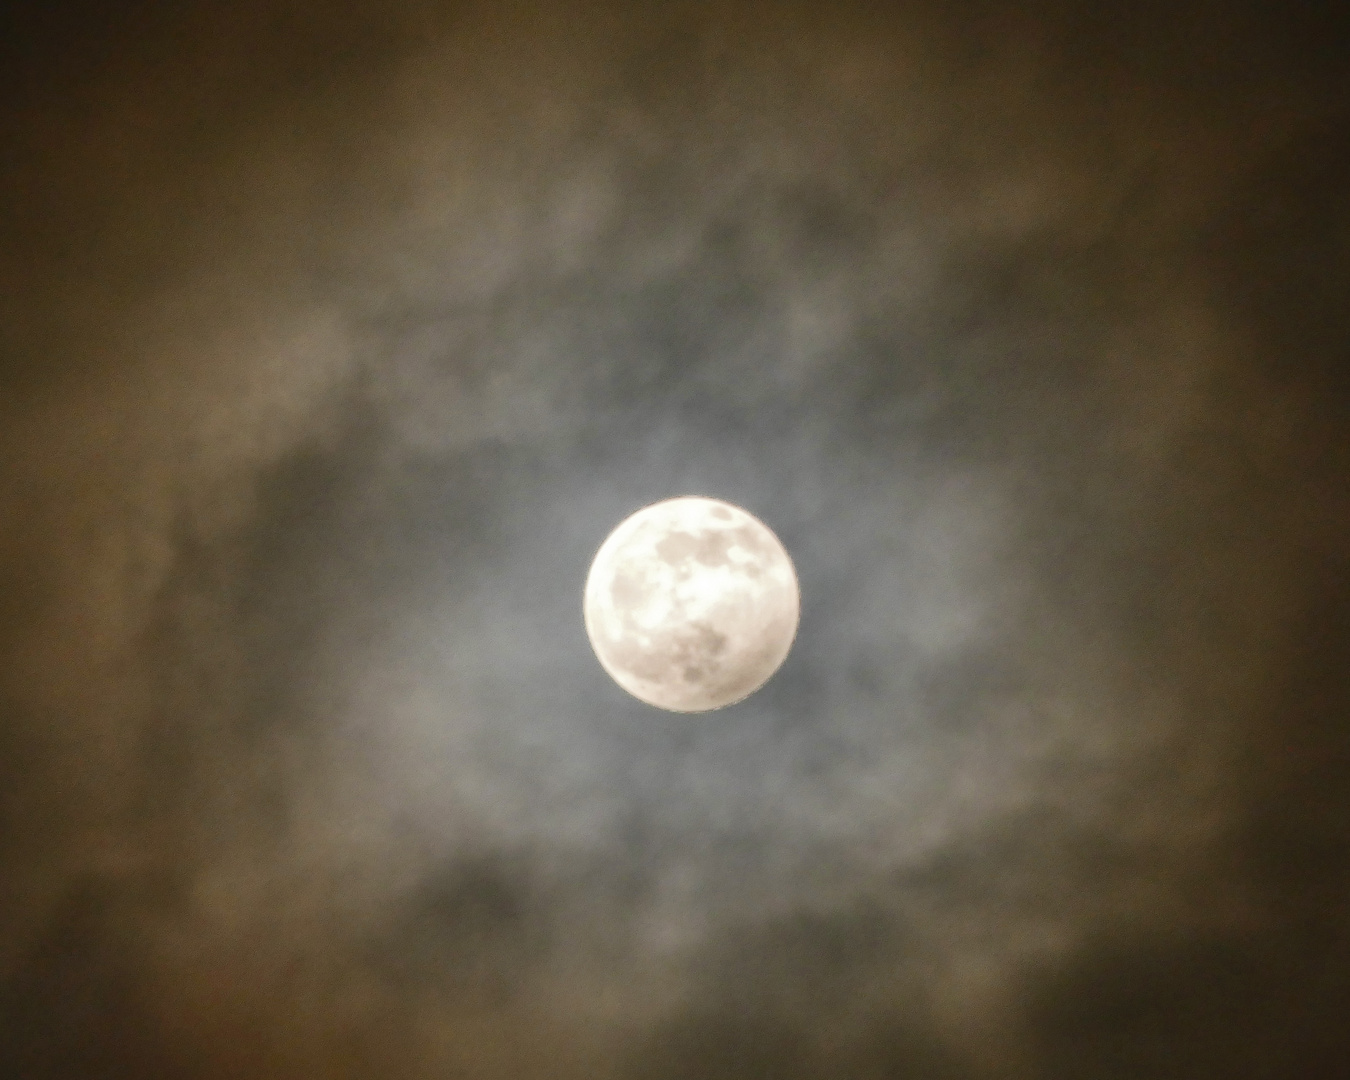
[583,496,800,712]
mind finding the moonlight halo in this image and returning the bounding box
[583,497,800,712]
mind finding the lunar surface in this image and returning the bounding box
[583,497,800,711]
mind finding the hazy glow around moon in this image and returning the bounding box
[583,496,800,712]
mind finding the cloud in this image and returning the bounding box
[1,2,1347,1077]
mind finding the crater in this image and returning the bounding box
[694,531,734,567]
[610,570,651,609]
[656,531,699,563]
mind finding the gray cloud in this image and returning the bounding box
[2,2,1347,1077]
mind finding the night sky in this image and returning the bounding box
[2,3,1348,1077]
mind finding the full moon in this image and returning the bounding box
[583,496,800,712]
